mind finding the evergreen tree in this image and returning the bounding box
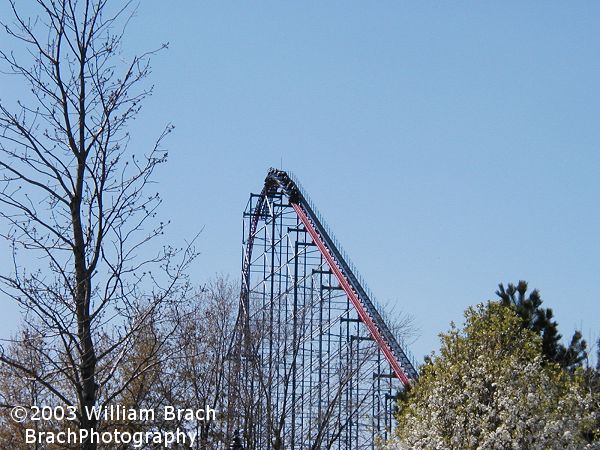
[496,280,587,370]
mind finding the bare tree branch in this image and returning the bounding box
[0,2,195,449]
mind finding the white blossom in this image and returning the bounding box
[385,303,598,450]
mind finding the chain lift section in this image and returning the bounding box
[229,168,418,449]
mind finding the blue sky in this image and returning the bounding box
[1,2,599,363]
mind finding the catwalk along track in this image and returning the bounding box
[227,168,418,450]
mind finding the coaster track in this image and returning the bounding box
[229,168,418,449]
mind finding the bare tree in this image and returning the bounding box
[98,275,239,449]
[0,327,55,450]
[0,1,195,447]
[163,276,238,448]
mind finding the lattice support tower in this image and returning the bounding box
[226,169,418,449]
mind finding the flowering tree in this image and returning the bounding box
[384,303,598,450]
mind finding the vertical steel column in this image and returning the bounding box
[230,170,415,449]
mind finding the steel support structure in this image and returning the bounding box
[228,169,418,449]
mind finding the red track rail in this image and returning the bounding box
[292,203,411,387]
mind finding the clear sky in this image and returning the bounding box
[1,2,599,364]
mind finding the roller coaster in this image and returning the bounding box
[227,169,418,449]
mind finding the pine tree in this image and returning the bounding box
[496,280,587,370]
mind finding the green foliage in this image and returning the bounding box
[387,302,598,449]
[496,280,587,370]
